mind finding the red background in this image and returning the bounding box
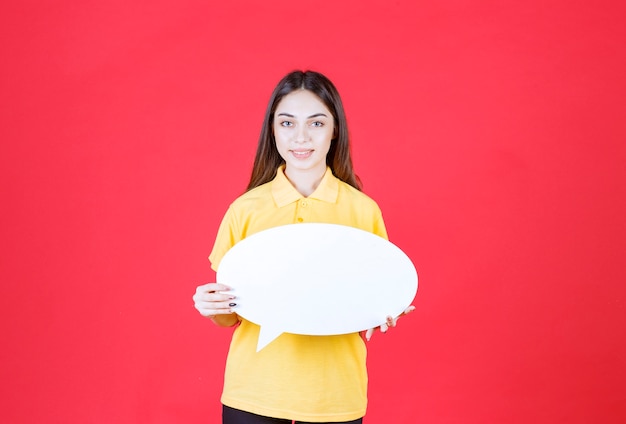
[1,1,625,422]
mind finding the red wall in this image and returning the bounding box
[1,1,625,422]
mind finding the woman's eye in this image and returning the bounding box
[280,121,293,127]
[311,121,323,127]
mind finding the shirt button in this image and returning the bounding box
[297,217,303,222]
[301,201,307,207]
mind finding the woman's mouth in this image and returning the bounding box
[291,150,313,159]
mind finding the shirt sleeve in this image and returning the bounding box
[373,209,389,241]
[208,205,242,272]
[367,199,388,240]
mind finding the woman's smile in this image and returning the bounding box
[290,149,314,159]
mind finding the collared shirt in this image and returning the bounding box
[209,166,387,422]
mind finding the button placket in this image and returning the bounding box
[296,199,309,223]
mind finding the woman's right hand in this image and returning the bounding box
[192,283,239,326]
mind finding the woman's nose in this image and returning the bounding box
[295,125,309,142]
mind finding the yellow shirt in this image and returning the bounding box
[209,166,387,422]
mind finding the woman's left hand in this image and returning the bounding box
[364,305,415,341]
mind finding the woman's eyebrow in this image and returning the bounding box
[276,112,329,118]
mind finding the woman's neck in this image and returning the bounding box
[284,166,326,197]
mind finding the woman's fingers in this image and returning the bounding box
[198,291,233,303]
[389,306,415,326]
[193,283,236,317]
[365,305,416,341]
[194,300,235,317]
[194,282,231,295]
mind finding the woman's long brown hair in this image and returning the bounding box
[246,70,361,191]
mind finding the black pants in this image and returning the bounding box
[223,405,363,424]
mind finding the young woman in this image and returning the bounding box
[193,70,413,424]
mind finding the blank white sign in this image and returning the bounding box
[217,223,418,351]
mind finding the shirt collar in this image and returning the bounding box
[271,166,339,207]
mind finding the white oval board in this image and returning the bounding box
[216,223,418,351]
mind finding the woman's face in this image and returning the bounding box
[273,89,334,178]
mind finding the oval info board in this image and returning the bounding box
[216,223,418,351]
